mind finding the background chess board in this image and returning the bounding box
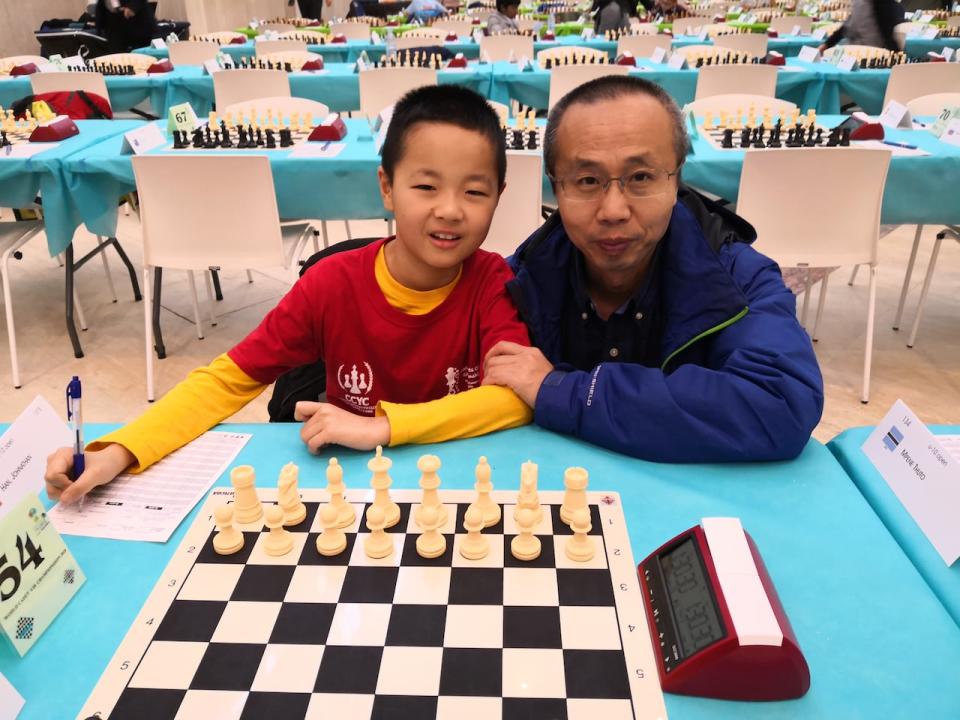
[700,123,832,151]
[79,487,666,720]
[165,126,315,152]
[1,126,36,145]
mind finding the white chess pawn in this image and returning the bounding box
[213,505,244,555]
[316,504,347,556]
[278,462,307,526]
[565,507,595,562]
[327,458,356,529]
[470,456,501,528]
[364,505,394,559]
[459,505,489,560]
[231,465,263,524]
[415,454,448,529]
[263,505,294,556]
[369,446,401,528]
[511,507,541,561]
[560,467,589,526]
[416,505,446,559]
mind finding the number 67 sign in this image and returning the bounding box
[0,494,84,656]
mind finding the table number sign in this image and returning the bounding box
[0,493,85,656]
[931,104,960,137]
[167,102,199,135]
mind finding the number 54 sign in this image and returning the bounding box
[0,494,84,656]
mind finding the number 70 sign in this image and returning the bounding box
[0,494,85,656]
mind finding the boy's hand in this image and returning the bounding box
[296,402,391,452]
[482,341,554,408]
[45,443,135,505]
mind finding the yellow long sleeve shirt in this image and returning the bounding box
[89,245,532,472]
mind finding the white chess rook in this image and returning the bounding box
[230,465,263,524]
[369,446,401,528]
[560,467,589,526]
[415,454,448,529]
[212,505,244,555]
[327,458,356,529]
[278,462,307,526]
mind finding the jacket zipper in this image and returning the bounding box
[660,306,749,372]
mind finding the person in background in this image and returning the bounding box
[486,0,521,34]
[95,0,157,52]
[819,0,906,53]
[291,0,324,20]
[593,0,634,33]
[641,0,691,19]
[404,0,449,22]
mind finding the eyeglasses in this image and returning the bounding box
[548,166,682,202]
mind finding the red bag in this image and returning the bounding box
[11,90,113,120]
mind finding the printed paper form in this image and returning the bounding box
[939,435,960,464]
[48,431,250,543]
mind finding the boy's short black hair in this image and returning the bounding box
[380,85,507,188]
[496,0,521,11]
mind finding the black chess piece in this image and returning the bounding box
[285,63,293,72]
[752,127,766,149]
[526,130,537,149]
[192,128,204,148]
[739,128,751,148]
[265,129,276,149]
[256,128,264,146]
[279,128,293,148]
[220,128,232,148]
[785,128,796,147]
[804,127,817,147]
[767,126,781,148]
[236,126,249,148]
[721,128,734,148]
[840,128,851,147]
[825,126,840,147]
[1,131,9,148]
[813,128,824,145]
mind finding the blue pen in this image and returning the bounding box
[882,140,918,150]
[66,376,85,478]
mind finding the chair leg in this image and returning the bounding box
[800,268,812,330]
[321,221,330,250]
[246,270,254,283]
[143,267,155,402]
[152,267,166,359]
[63,246,83,359]
[187,270,204,340]
[312,229,320,253]
[344,220,353,240]
[107,237,142,302]
[812,274,830,342]
[73,288,88,331]
[204,271,218,327]
[907,234,944,349]
[861,265,878,404]
[96,236,118,303]
[210,268,224,301]
[1,250,21,388]
[893,224,923,331]
[847,264,859,286]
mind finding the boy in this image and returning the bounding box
[46,85,532,504]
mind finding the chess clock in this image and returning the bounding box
[638,517,809,701]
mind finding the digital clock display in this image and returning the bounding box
[660,538,724,658]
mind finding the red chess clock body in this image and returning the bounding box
[230,36,247,44]
[10,63,39,76]
[638,524,810,702]
[767,28,779,37]
[29,116,80,142]
[447,54,468,68]
[148,60,174,73]
[331,33,348,43]
[766,51,785,66]
[616,52,637,66]
[301,58,325,71]
[309,113,348,140]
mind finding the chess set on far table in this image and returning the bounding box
[78,447,666,720]
[168,110,322,150]
[497,107,543,151]
[698,106,850,149]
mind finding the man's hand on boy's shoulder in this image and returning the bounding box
[296,402,391,452]
[482,341,554,408]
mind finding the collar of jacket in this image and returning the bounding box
[507,185,756,370]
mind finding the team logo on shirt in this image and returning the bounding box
[444,366,480,394]
[338,362,374,411]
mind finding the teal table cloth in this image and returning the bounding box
[904,36,960,58]
[2,424,960,719]
[671,33,822,57]
[0,74,171,116]
[793,59,891,114]
[0,119,146,256]
[828,425,960,628]
[681,114,960,225]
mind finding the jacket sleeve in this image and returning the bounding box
[823,23,846,50]
[533,244,824,462]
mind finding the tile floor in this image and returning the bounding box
[0,211,957,443]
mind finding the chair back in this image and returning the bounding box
[221,95,330,120]
[548,64,630,109]
[713,33,769,57]
[259,22,299,33]
[132,155,286,270]
[30,72,110,106]
[905,91,960,116]
[737,148,890,268]
[432,19,476,35]
[480,34,535,61]
[948,16,960,28]
[255,39,308,55]
[684,93,797,116]
[768,15,813,33]
[672,16,714,34]
[883,63,960,108]
[393,35,443,50]
[213,69,291,109]
[359,67,438,117]
[516,18,541,32]
[486,153,543,257]
[695,64,777,99]
[168,41,221,66]
[617,34,671,57]
[629,21,658,34]
[330,22,374,40]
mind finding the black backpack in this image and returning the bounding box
[267,237,378,422]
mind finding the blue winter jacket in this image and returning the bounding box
[505,187,824,463]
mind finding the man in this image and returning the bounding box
[95,0,157,52]
[483,76,823,463]
[818,0,906,53]
[404,0,448,22]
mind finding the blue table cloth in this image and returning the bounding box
[904,36,960,59]
[163,63,494,116]
[2,424,960,719]
[681,114,960,225]
[0,119,146,257]
[489,57,824,111]
[828,425,960,629]
[791,59,891,114]
[0,74,172,116]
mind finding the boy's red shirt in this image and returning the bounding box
[229,238,531,415]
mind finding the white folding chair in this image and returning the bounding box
[431,19,476,35]
[358,67,437,118]
[168,41,221,66]
[0,219,44,388]
[629,21,658,34]
[713,33,769,57]
[393,35,444,50]
[402,28,447,39]
[906,226,959,348]
[949,16,960,28]
[905,92,960,116]
[617,34,672,58]
[255,39,308,55]
[485,153,543,257]
[213,69,291,109]
[480,34,535,61]
[736,148,891,403]
[330,22,375,40]
[221,96,329,118]
[671,16,715,35]
[132,155,310,401]
[769,15,813,34]
[548,65,630,110]
[695,64,777,99]
[883,63,960,108]
[29,72,110,107]
[684,93,797,116]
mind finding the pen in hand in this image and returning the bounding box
[66,375,85,505]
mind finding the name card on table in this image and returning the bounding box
[202,58,222,75]
[922,26,940,40]
[941,47,955,61]
[121,123,166,155]
[151,38,167,49]
[931,104,960,136]
[790,24,802,36]
[667,52,687,69]
[581,28,595,40]
[650,46,667,63]
[878,100,911,129]
[811,28,827,41]
[863,400,960,565]
[0,670,24,719]
[63,55,86,70]
[696,28,709,41]
[0,493,86,656]
[940,118,960,146]
[837,54,857,71]
[798,45,820,62]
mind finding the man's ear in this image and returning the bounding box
[497,181,506,200]
[378,166,394,213]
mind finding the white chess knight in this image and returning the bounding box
[514,461,542,525]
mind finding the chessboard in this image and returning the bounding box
[167,109,320,151]
[700,121,848,150]
[78,454,666,720]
